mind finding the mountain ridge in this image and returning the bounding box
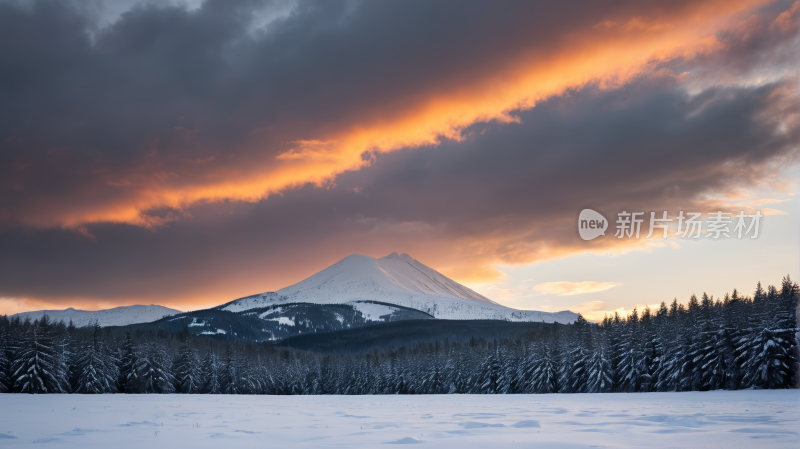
[10,304,182,327]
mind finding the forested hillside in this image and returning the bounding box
[1,277,797,394]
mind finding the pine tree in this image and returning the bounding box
[690,293,727,390]
[299,366,318,395]
[117,332,137,393]
[4,318,20,392]
[566,315,592,393]
[132,343,175,394]
[615,309,648,392]
[777,276,799,387]
[395,367,408,394]
[174,341,201,394]
[585,345,613,393]
[12,315,68,393]
[59,320,78,393]
[235,352,257,394]
[558,339,574,394]
[423,360,444,394]
[220,346,238,394]
[608,312,624,390]
[737,327,794,389]
[530,342,559,393]
[73,322,117,394]
[201,349,221,394]
[478,350,502,394]
[0,324,10,393]
[653,306,683,392]
[735,277,798,390]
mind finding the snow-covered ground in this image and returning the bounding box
[0,391,796,448]
[223,253,578,323]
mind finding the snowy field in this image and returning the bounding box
[0,390,797,448]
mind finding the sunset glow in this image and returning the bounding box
[0,0,797,315]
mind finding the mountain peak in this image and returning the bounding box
[380,251,415,262]
[222,252,576,323]
[267,252,497,305]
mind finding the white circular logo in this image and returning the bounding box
[578,209,608,241]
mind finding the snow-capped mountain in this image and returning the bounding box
[222,252,577,324]
[11,305,182,327]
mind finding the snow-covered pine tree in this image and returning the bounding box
[645,302,668,389]
[289,365,304,395]
[395,366,408,394]
[201,349,221,394]
[236,351,258,394]
[777,276,799,388]
[73,321,118,394]
[737,276,799,389]
[52,319,71,391]
[638,306,656,392]
[568,314,591,393]
[719,289,745,388]
[615,308,648,392]
[131,342,175,393]
[359,360,373,395]
[4,317,21,391]
[608,312,624,390]
[0,322,10,393]
[558,338,573,394]
[371,362,388,394]
[585,344,613,393]
[501,345,523,394]
[513,343,537,394]
[653,302,684,392]
[530,342,559,393]
[750,282,767,329]
[12,315,68,393]
[117,332,137,393]
[301,365,320,395]
[318,355,335,394]
[461,350,480,393]
[689,294,722,390]
[478,349,502,394]
[737,327,794,389]
[422,357,445,394]
[173,340,201,394]
[220,345,238,394]
[250,355,267,394]
[59,319,78,393]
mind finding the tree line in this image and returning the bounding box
[0,276,797,394]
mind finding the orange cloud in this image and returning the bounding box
[8,0,771,230]
[531,281,623,296]
[773,1,800,33]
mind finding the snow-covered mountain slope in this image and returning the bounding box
[142,301,433,342]
[222,253,577,324]
[375,252,495,303]
[11,305,182,327]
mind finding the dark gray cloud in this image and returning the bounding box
[1,75,796,307]
[0,0,758,225]
[0,0,797,310]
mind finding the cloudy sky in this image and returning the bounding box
[1,0,798,320]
